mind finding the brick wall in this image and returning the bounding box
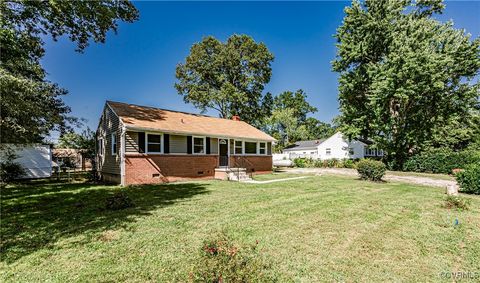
[229,156,272,173]
[125,154,219,185]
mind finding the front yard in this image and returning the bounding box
[1,175,479,282]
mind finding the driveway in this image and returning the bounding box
[282,168,456,188]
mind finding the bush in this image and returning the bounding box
[343,159,356,169]
[192,232,274,282]
[403,148,480,174]
[293,158,306,168]
[0,150,25,183]
[105,191,134,210]
[356,159,386,181]
[456,164,480,195]
[444,195,471,210]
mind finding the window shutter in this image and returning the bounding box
[138,132,145,153]
[164,134,170,154]
[267,142,272,155]
[187,136,192,154]
[206,137,210,154]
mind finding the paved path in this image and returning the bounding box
[282,168,456,188]
[243,176,311,184]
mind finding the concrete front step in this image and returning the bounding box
[214,167,252,181]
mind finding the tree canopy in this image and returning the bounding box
[1,0,138,143]
[175,34,274,126]
[263,89,334,150]
[333,0,480,168]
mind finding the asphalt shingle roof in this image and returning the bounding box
[107,101,276,141]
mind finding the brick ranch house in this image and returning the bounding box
[96,101,276,185]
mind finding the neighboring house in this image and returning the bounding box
[53,148,92,171]
[96,101,276,185]
[283,132,384,160]
[0,144,52,179]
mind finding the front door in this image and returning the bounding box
[219,139,228,167]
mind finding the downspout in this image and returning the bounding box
[120,126,126,186]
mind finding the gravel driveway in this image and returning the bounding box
[283,168,456,188]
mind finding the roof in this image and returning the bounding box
[106,101,276,142]
[283,139,326,151]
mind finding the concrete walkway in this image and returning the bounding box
[282,168,456,188]
[243,176,311,184]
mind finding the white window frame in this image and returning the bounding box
[258,142,267,155]
[192,136,206,155]
[146,132,163,154]
[111,132,117,155]
[244,141,258,155]
[234,140,243,155]
[98,137,104,156]
[326,148,331,155]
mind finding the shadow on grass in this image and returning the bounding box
[0,181,210,263]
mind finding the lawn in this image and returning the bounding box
[1,175,479,282]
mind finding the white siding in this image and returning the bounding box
[170,135,187,153]
[317,132,365,160]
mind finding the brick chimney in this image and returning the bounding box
[231,115,241,121]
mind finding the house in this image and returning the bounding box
[53,148,92,171]
[283,132,383,160]
[0,144,52,179]
[96,101,275,185]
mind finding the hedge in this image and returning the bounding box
[403,148,480,174]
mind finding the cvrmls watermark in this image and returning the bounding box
[440,271,479,280]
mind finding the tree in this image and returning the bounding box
[333,0,480,168]
[175,34,274,126]
[427,109,480,150]
[57,128,95,158]
[264,108,308,151]
[1,1,139,143]
[304,117,336,140]
[273,89,317,123]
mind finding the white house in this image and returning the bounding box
[283,132,383,160]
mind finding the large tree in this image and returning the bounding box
[333,0,480,168]
[264,108,308,151]
[273,89,317,123]
[175,34,274,126]
[1,1,138,143]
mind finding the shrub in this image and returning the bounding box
[192,233,274,282]
[293,158,306,168]
[356,159,386,181]
[444,195,471,210]
[456,164,480,195]
[403,148,480,174]
[105,191,134,210]
[0,150,25,183]
[343,159,356,169]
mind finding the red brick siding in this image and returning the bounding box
[229,156,272,173]
[125,154,219,185]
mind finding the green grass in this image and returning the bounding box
[387,170,455,181]
[252,172,308,181]
[1,176,480,282]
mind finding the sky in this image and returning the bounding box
[42,1,480,136]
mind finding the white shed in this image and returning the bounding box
[1,144,52,179]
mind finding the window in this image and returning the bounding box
[259,142,266,155]
[245,142,257,154]
[235,140,243,154]
[326,148,331,155]
[193,136,205,154]
[98,138,104,156]
[111,132,117,155]
[349,148,354,155]
[147,134,162,153]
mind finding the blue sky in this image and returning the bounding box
[42,1,480,134]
